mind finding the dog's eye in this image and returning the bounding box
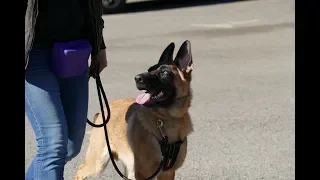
[160,69,168,75]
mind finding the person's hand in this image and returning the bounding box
[96,49,108,74]
[89,49,108,78]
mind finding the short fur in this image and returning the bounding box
[75,40,194,180]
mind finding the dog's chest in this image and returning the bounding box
[126,116,188,171]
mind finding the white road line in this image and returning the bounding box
[191,19,260,29]
[191,24,233,28]
[226,19,260,25]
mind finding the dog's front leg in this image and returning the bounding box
[157,171,175,180]
[134,159,156,180]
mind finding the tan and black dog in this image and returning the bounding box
[75,40,194,180]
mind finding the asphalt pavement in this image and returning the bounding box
[25,0,295,179]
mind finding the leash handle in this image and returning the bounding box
[86,77,110,127]
[86,63,110,127]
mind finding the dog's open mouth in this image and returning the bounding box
[136,90,170,105]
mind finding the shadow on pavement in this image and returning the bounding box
[105,0,257,15]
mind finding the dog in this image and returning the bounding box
[75,40,194,180]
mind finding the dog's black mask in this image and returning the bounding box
[135,43,177,107]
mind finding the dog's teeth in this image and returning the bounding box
[151,91,164,100]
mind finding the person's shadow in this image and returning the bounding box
[105,0,257,14]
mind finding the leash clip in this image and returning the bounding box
[157,120,166,139]
[157,120,163,128]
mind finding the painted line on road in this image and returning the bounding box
[191,19,260,29]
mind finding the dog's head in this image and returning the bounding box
[135,40,193,111]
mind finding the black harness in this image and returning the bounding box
[159,137,184,171]
[154,119,185,171]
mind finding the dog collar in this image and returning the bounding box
[175,92,191,100]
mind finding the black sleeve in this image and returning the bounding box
[25,0,28,16]
[100,36,106,49]
[99,11,106,50]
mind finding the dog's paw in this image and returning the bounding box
[74,164,87,180]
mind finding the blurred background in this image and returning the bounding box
[25,0,295,179]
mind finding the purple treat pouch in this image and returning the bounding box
[52,39,92,78]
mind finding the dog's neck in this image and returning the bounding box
[152,91,192,119]
[139,93,193,142]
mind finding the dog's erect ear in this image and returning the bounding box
[174,40,193,73]
[159,42,175,64]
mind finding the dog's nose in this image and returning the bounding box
[135,74,144,83]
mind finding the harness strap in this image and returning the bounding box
[161,140,184,171]
[156,120,184,171]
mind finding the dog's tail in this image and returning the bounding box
[92,112,100,124]
[85,113,100,135]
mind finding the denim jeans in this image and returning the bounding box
[25,48,89,180]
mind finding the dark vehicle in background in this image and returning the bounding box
[102,0,126,13]
[102,0,189,13]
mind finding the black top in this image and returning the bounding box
[33,0,87,48]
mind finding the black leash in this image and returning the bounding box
[86,75,165,180]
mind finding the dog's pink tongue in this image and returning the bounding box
[136,93,151,105]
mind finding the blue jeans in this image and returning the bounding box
[25,48,89,180]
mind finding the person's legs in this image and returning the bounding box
[25,48,68,180]
[58,68,89,162]
[25,48,90,180]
